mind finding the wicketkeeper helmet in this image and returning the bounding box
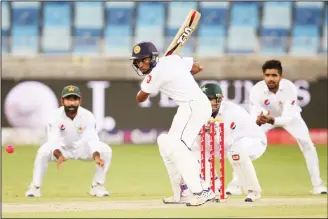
[201,83,223,100]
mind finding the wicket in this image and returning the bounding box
[200,119,225,202]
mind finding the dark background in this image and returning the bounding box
[1,78,327,129]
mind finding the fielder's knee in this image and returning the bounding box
[37,142,56,160]
[99,142,112,159]
[249,139,267,161]
[297,138,315,152]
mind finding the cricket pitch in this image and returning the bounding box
[3,197,327,213]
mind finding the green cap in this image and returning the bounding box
[61,85,81,98]
[200,83,223,99]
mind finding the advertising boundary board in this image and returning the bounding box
[2,79,327,131]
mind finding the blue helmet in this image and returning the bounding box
[129,41,159,76]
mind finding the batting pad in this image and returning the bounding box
[227,151,261,194]
[158,133,207,193]
[157,134,183,201]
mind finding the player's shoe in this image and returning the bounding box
[186,188,216,207]
[312,184,327,195]
[226,184,243,195]
[89,184,110,197]
[25,184,41,197]
[244,190,261,202]
[163,184,193,204]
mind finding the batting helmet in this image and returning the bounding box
[129,42,159,76]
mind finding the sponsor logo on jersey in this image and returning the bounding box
[291,100,296,105]
[230,122,236,130]
[264,99,270,105]
[60,124,65,131]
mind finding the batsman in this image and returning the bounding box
[176,83,268,202]
[130,41,215,206]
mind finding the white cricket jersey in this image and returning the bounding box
[215,100,267,149]
[140,55,208,105]
[47,106,99,150]
[249,79,302,126]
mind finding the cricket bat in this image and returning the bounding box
[164,10,201,56]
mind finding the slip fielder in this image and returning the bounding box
[25,85,112,197]
[226,60,327,195]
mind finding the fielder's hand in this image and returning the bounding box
[205,122,217,135]
[256,112,267,126]
[57,155,67,170]
[53,149,67,170]
[95,156,104,168]
[260,111,275,125]
[198,122,217,135]
[93,152,104,168]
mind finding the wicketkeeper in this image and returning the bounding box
[169,83,267,203]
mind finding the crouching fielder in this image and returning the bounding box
[227,60,327,195]
[188,83,267,202]
[25,85,112,197]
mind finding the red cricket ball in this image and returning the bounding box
[6,145,15,154]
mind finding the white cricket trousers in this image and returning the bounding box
[159,98,212,194]
[31,141,112,187]
[261,114,324,187]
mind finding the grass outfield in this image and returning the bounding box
[2,145,327,218]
